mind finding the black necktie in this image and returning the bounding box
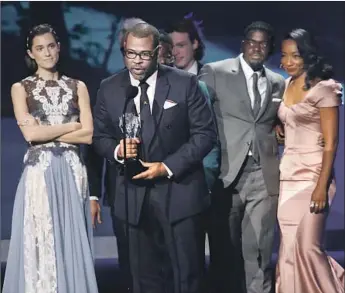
[252,72,262,118]
[251,73,261,162]
[139,82,154,161]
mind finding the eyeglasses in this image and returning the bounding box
[245,39,269,49]
[123,46,159,60]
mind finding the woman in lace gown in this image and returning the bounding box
[275,28,344,293]
[2,24,99,293]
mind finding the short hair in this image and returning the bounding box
[284,28,333,89]
[123,23,160,49]
[166,18,205,61]
[119,17,146,49]
[244,21,275,55]
[159,30,173,47]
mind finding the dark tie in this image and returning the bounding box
[139,82,154,161]
[252,72,262,118]
[251,73,261,162]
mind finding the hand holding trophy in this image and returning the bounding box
[119,113,148,179]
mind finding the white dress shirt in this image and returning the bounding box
[239,53,267,108]
[187,60,198,75]
[239,54,267,156]
[129,70,158,114]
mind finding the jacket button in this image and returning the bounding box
[166,124,172,129]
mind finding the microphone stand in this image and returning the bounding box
[121,85,138,292]
[121,99,131,293]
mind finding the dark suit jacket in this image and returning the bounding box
[92,65,216,225]
[198,80,220,191]
[84,119,117,207]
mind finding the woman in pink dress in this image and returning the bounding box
[276,28,344,293]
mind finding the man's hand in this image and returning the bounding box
[132,161,168,180]
[90,200,102,228]
[118,138,140,159]
[275,124,285,144]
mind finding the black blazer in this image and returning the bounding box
[92,65,216,225]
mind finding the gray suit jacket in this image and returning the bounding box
[199,56,285,195]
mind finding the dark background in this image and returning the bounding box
[1,2,344,253]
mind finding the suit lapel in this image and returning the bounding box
[229,58,254,119]
[148,65,170,150]
[108,70,132,128]
[120,71,139,115]
[119,69,132,112]
[120,69,131,88]
[255,69,272,121]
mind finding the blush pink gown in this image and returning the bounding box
[276,79,344,293]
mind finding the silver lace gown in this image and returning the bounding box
[2,74,99,293]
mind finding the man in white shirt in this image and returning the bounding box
[93,22,216,293]
[167,18,205,75]
[200,21,285,293]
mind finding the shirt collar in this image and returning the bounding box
[187,60,198,75]
[129,69,158,87]
[239,53,265,80]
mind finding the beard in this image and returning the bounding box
[248,59,264,71]
[130,62,157,81]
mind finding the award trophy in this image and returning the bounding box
[119,112,147,179]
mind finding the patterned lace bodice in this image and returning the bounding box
[20,74,82,167]
[21,74,80,125]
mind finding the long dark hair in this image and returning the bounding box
[25,24,60,73]
[284,28,333,89]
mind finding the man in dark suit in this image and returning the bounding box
[163,25,220,188]
[200,21,285,293]
[93,23,216,293]
[164,22,220,292]
[157,31,220,293]
[86,17,147,293]
[166,18,205,75]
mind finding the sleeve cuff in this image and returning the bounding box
[89,196,99,201]
[162,163,173,179]
[114,144,124,164]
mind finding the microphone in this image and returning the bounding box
[122,85,138,115]
[126,85,139,100]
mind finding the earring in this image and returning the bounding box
[279,64,283,68]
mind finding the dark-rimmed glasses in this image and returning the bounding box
[123,46,159,60]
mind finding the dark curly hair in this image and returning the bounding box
[284,28,333,90]
[166,18,205,61]
[244,21,275,56]
[25,24,60,72]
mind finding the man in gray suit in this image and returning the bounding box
[200,21,285,293]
